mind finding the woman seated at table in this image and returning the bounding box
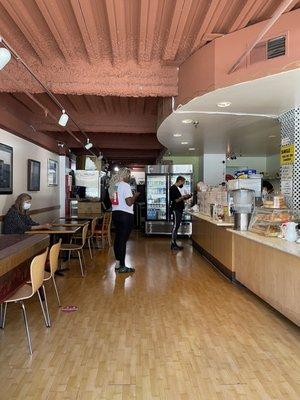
[3,193,50,234]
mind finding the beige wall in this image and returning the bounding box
[0,128,60,224]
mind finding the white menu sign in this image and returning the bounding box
[281,179,293,197]
[281,164,293,180]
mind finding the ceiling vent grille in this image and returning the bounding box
[267,36,286,59]
[250,35,286,64]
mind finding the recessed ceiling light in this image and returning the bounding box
[173,133,182,137]
[182,119,194,124]
[188,147,195,151]
[181,141,188,145]
[217,101,231,108]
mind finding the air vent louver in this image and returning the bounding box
[267,36,286,59]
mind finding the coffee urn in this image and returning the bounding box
[231,189,255,231]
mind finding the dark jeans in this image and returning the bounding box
[171,209,183,244]
[112,211,134,267]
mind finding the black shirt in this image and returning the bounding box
[3,205,39,234]
[170,185,184,212]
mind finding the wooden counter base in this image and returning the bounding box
[192,239,235,281]
[233,233,300,327]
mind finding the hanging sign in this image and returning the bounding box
[280,144,295,165]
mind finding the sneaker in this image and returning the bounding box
[114,261,120,270]
[171,243,183,251]
[117,266,135,273]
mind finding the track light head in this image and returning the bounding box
[85,138,93,150]
[58,109,69,127]
[0,47,11,70]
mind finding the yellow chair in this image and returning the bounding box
[94,212,112,248]
[60,223,89,276]
[0,249,49,355]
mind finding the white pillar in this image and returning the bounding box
[202,154,226,185]
[59,155,67,217]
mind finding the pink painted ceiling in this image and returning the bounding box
[0,0,299,164]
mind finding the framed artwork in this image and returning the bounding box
[27,159,40,191]
[48,159,59,186]
[0,143,13,194]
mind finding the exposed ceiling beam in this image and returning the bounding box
[104,0,126,63]
[229,0,296,74]
[163,0,193,61]
[191,0,226,53]
[138,0,159,63]
[34,0,74,61]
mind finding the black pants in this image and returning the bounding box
[171,209,183,244]
[112,211,134,267]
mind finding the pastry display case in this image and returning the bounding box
[249,208,300,237]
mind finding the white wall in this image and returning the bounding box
[226,156,267,174]
[203,154,226,185]
[266,154,280,176]
[0,128,60,224]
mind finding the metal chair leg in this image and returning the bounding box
[52,276,61,307]
[42,285,51,327]
[88,238,93,259]
[68,249,72,261]
[81,249,86,269]
[37,289,50,327]
[77,250,84,277]
[20,301,32,355]
[0,303,7,329]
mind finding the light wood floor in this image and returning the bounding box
[0,233,299,400]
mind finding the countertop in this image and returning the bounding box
[187,211,234,227]
[229,229,300,258]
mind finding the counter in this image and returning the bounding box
[190,212,300,326]
[189,212,235,280]
[231,230,300,326]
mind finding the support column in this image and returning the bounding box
[278,108,300,209]
[202,154,226,185]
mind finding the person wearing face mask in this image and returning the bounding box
[169,176,192,251]
[3,193,51,234]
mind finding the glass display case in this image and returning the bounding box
[249,208,300,237]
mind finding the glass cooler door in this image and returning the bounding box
[146,174,167,221]
[169,174,193,221]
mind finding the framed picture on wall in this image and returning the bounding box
[27,159,40,191]
[48,159,58,186]
[0,143,13,194]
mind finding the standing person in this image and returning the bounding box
[3,193,51,234]
[170,176,191,251]
[109,168,140,273]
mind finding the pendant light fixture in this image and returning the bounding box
[0,47,11,70]
[58,109,69,127]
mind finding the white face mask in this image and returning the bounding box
[23,202,31,210]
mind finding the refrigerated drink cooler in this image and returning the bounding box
[145,165,193,236]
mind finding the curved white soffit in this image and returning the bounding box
[157,68,300,154]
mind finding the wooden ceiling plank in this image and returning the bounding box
[34,0,74,61]
[70,0,98,61]
[191,0,224,52]
[1,0,50,61]
[229,0,267,32]
[138,0,159,63]
[163,0,194,61]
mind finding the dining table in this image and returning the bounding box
[52,219,89,227]
[26,225,81,275]
[0,234,49,302]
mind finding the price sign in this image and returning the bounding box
[280,144,295,165]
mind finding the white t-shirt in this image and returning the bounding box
[112,181,134,214]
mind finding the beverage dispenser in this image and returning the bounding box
[231,189,255,230]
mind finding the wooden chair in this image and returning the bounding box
[45,240,62,306]
[94,212,112,248]
[71,218,98,260]
[60,223,89,277]
[0,249,49,355]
